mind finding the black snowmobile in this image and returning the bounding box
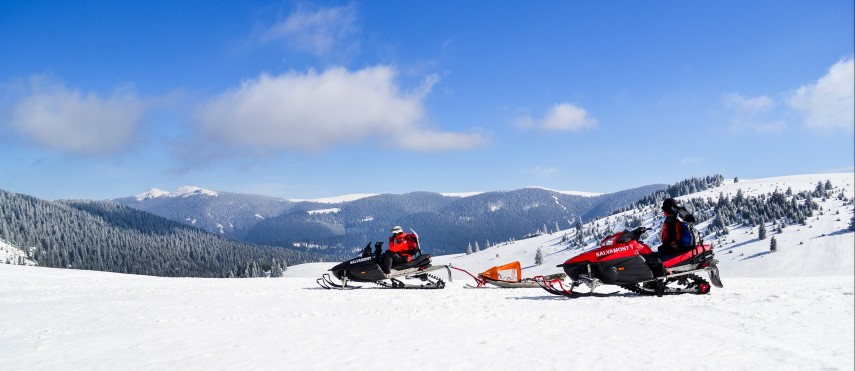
[317,241,451,290]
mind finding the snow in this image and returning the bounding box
[134,186,218,201]
[288,193,378,203]
[440,191,483,197]
[2,173,854,369]
[306,208,340,215]
[0,265,851,370]
[0,239,35,266]
[526,186,603,197]
[286,187,602,203]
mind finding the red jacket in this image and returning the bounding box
[660,213,680,248]
[389,233,419,261]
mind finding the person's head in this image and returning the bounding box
[391,226,404,236]
[661,198,678,215]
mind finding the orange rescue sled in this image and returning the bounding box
[454,261,565,288]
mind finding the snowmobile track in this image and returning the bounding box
[621,273,711,296]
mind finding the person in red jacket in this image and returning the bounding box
[381,226,419,274]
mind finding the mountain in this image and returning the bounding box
[113,186,295,236]
[113,183,673,255]
[0,189,331,277]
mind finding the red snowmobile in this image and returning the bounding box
[535,227,723,298]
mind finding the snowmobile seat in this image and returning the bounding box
[662,244,713,267]
[392,254,432,270]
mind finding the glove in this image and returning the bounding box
[374,242,383,249]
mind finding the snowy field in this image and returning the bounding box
[2,173,854,370]
[1,264,852,370]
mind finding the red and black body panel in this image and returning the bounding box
[561,255,654,285]
[559,233,656,285]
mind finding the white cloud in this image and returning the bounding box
[10,76,146,155]
[530,165,559,177]
[789,56,854,132]
[518,103,597,132]
[754,121,787,134]
[721,93,786,134]
[196,66,486,152]
[261,4,359,57]
[722,93,774,114]
[394,129,488,152]
[679,157,705,165]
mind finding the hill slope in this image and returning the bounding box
[0,263,851,369]
[0,189,327,277]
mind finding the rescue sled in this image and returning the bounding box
[453,261,566,288]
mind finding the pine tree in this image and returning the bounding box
[535,247,543,266]
[849,216,855,232]
[270,258,284,278]
[770,236,777,252]
[474,241,480,252]
[575,217,584,246]
[466,243,473,255]
[758,221,767,240]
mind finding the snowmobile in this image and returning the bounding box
[535,227,723,298]
[317,241,452,290]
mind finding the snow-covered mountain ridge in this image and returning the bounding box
[134,186,219,201]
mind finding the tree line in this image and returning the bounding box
[0,189,334,277]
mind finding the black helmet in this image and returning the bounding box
[661,198,678,214]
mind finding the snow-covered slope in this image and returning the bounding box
[0,263,851,369]
[135,186,219,201]
[288,193,378,203]
[526,186,603,197]
[0,239,35,266]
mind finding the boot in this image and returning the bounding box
[648,260,667,278]
[655,280,666,297]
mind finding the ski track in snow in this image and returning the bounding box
[0,264,852,370]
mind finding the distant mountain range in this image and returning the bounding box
[0,175,735,277]
[112,184,670,255]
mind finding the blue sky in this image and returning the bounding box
[1,1,853,200]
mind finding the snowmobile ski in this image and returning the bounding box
[533,275,618,298]
[316,273,362,290]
